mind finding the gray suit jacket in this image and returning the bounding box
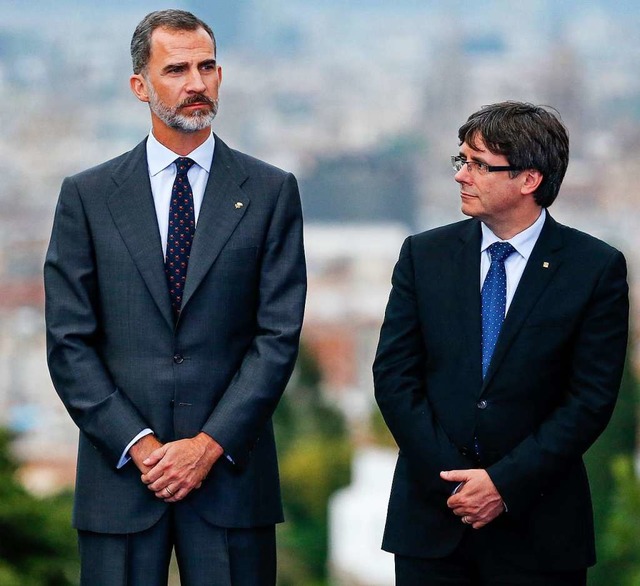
[45,135,306,534]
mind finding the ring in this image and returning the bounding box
[462,516,471,525]
[165,486,174,496]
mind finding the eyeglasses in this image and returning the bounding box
[451,155,520,175]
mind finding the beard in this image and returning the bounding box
[147,80,218,133]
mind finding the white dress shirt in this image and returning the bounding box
[117,131,216,469]
[147,130,215,253]
[480,209,547,315]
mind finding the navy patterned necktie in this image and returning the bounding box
[165,157,196,319]
[481,242,516,378]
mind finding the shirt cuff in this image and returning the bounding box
[117,428,154,469]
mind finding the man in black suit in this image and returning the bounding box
[44,9,306,586]
[373,102,628,585]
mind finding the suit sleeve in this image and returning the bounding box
[200,172,306,466]
[44,177,150,466]
[373,237,471,495]
[487,249,629,516]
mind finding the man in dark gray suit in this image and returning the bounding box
[44,9,306,585]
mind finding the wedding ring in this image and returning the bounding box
[165,486,174,496]
[462,516,471,525]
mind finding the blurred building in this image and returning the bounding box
[303,223,408,427]
[329,447,396,586]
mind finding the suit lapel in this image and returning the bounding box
[481,214,564,391]
[181,137,250,310]
[455,220,484,385]
[106,140,174,328]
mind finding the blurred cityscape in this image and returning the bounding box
[1,0,639,584]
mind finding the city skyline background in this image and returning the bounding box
[1,1,639,584]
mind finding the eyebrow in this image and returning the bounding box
[458,151,489,164]
[471,156,490,164]
[199,58,217,68]
[161,59,217,74]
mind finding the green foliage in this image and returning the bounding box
[598,456,640,586]
[275,345,352,586]
[369,405,397,449]
[0,429,79,586]
[585,345,639,586]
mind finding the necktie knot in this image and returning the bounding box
[175,157,195,176]
[488,241,516,264]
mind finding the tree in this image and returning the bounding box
[274,346,352,585]
[0,429,79,586]
[598,455,640,586]
[585,342,639,585]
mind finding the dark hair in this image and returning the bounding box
[458,101,569,207]
[131,9,216,75]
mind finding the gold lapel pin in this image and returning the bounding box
[235,202,244,209]
[542,261,550,269]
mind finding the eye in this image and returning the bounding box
[477,162,489,173]
[199,60,217,72]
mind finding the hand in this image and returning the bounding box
[440,469,505,529]
[129,434,164,475]
[141,432,224,503]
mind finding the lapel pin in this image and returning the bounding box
[234,202,244,209]
[542,261,550,269]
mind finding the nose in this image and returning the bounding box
[454,165,470,184]
[186,68,207,93]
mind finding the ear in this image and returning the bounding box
[130,74,150,103]
[520,169,543,196]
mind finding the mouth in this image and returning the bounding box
[181,102,211,110]
[179,94,215,111]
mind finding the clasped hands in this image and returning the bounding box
[440,469,505,529]
[129,432,224,503]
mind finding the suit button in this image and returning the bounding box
[173,354,184,364]
[477,400,488,410]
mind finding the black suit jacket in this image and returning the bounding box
[44,135,306,533]
[373,214,628,570]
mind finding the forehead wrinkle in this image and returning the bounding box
[150,28,215,66]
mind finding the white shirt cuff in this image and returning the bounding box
[117,428,154,469]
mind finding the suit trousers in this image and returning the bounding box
[78,502,276,586]
[395,527,587,586]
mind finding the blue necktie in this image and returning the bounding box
[165,157,196,319]
[481,242,516,378]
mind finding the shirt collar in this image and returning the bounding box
[146,130,215,176]
[481,208,547,261]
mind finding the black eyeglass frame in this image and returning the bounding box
[451,155,521,174]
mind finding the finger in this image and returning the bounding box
[450,506,468,516]
[143,466,167,486]
[440,470,470,483]
[163,485,193,503]
[446,493,470,510]
[143,445,169,467]
[155,484,179,500]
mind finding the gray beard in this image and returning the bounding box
[147,82,218,133]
